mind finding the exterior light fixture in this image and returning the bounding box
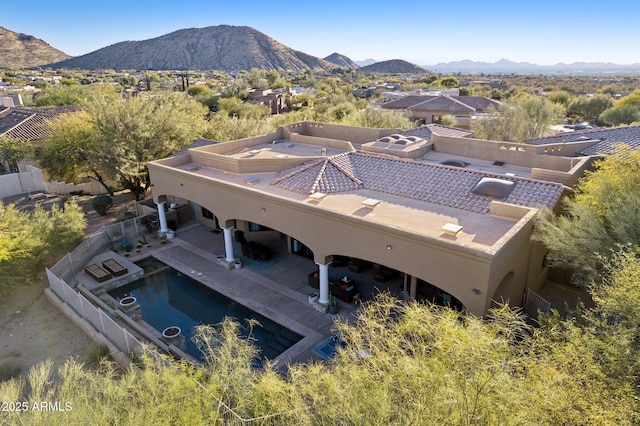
[261,208,266,212]
[472,288,481,295]
[386,245,392,250]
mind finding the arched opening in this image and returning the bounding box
[492,271,515,306]
[416,278,464,311]
[307,255,405,304]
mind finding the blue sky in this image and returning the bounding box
[3,0,640,65]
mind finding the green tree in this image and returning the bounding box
[0,202,85,294]
[472,94,564,142]
[32,85,90,107]
[221,81,250,99]
[341,107,415,129]
[437,114,457,127]
[202,115,272,142]
[0,137,31,174]
[536,146,640,285]
[616,88,640,107]
[266,70,287,89]
[568,94,614,123]
[37,110,114,195]
[438,76,459,88]
[599,104,640,126]
[90,93,208,200]
[216,97,271,119]
[546,90,571,107]
[187,85,210,97]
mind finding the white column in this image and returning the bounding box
[222,227,235,262]
[157,202,168,233]
[317,262,330,305]
[409,275,418,300]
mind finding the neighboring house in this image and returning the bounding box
[527,124,640,156]
[147,121,590,316]
[0,94,23,107]
[381,95,500,128]
[0,105,76,173]
[246,89,285,114]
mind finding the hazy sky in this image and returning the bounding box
[3,0,639,65]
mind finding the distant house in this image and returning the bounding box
[381,95,500,128]
[246,89,285,114]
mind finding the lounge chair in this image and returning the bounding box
[85,264,112,282]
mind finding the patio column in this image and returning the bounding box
[222,227,235,262]
[156,202,168,233]
[409,275,418,300]
[316,262,330,305]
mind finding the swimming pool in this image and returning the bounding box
[108,258,302,363]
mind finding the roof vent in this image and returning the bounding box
[362,198,381,208]
[442,223,463,236]
[309,192,327,201]
[471,177,515,200]
[245,176,260,185]
[492,161,505,167]
[184,164,199,171]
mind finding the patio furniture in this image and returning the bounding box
[102,258,128,276]
[348,259,370,273]
[85,264,112,283]
[375,266,397,283]
[308,271,320,289]
[241,241,271,261]
[330,278,358,303]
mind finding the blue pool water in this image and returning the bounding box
[108,258,302,362]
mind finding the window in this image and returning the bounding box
[201,207,214,220]
[248,222,272,232]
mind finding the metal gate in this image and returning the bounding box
[524,288,551,319]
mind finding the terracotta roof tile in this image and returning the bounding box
[528,125,640,155]
[272,151,564,214]
[408,96,475,113]
[0,106,78,141]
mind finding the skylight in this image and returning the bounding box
[470,177,515,200]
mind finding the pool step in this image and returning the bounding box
[267,329,302,354]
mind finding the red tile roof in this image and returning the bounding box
[272,151,564,214]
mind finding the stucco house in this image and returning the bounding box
[527,124,640,156]
[147,122,591,316]
[381,95,501,128]
[0,105,76,173]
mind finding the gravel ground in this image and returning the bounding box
[0,190,136,381]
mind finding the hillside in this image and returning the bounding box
[0,26,70,69]
[360,59,429,74]
[47,25,337,72]
[324,53,359,69]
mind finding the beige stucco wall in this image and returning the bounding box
[148,162,542,316]
[281,121,399,144]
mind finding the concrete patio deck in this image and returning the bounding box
[125,222,376,366]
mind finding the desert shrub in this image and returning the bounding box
[88,343,111,365]
[92,194,113,216]
[116,204,136,222]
